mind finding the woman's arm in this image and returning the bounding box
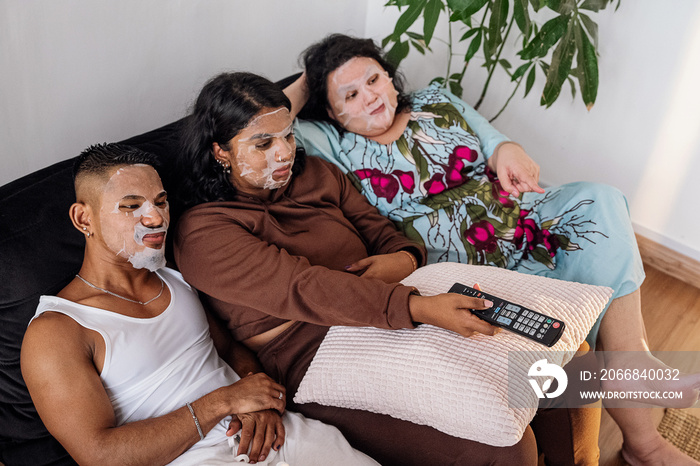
[441,88,544,196]
[283,72,309,120]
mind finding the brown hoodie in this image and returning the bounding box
[174,156,425,341]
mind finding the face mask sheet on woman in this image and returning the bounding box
[234,108,296,190]
[328,59,398,134]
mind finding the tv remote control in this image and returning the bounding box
[448,283,565,347]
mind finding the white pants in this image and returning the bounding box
[169,410,378,465]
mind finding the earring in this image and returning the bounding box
[83,227,91,238]
[217,159,231,174]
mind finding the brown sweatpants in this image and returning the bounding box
[258,321,600,466]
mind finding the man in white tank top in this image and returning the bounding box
[21,143,378,466]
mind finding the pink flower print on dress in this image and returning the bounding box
[485,166,514,207]
[464,220,499,253]
[393,170,416,194]
[424,173,447,195]
[423,146,478,195]
[445,146,478,189]
[355,168,415,203]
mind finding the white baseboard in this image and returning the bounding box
[635,233,700,289]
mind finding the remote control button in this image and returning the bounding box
[517,316,524,322]
[529,328,536,336]
[538,315,544,322]
[533,322,541,329]
[546,319,552,323]
[553,322,560,329]
[496,316,512,326]
[505,304,520,312]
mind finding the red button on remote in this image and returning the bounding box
[553,322,560,328]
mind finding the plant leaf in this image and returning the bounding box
[464,29,483,61]
[447,0,489,18]
[524,65,537,96]
[499,58,512,69]
[513,0,531,35]
[567,75,576,100]
[540,19,575,107]
[511,62,531,81]
[546,0,575,14]
[575,21,598,110]
[459,27,480,41]
[411,40,427,54]
[579,0,609,12]
[519,15,569,60]
[385,40,411,68]
[423,0,443,46]
[392,0,428,40]
[529,0,547,11]
[579,13,599,49]
[381,34,393,48]
[449,79,464,97]
[486,0,509,57]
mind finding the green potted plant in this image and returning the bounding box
[382,0,620,121]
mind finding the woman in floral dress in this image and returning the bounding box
[285,34,700,466]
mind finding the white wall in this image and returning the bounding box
[0,0,367,185]
[3,0,699,262]
[365,1,700,262]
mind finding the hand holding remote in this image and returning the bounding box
[448,283,565,347]
[408,289,499,338]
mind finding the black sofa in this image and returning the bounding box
[0,74,302,465]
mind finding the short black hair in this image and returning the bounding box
[73,143,160,182]
[301,33,411,129]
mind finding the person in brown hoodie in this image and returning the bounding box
[173,71,600,466]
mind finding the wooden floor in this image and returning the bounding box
[598,264,700,465]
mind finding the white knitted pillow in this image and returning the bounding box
[294,262,612,447]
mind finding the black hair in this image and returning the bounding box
[177,71,305,208]
[73,143,160,185]
[301,33,411,130]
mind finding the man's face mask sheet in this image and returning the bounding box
[99,164,169,272]
[230,107,296,192]
[327,56,399,137]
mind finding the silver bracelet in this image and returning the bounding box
[186,402,205,441]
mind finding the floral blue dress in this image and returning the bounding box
[295,84,645,346]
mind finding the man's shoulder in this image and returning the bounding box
[23,301,92,367]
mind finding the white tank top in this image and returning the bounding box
[33,267,238,449]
